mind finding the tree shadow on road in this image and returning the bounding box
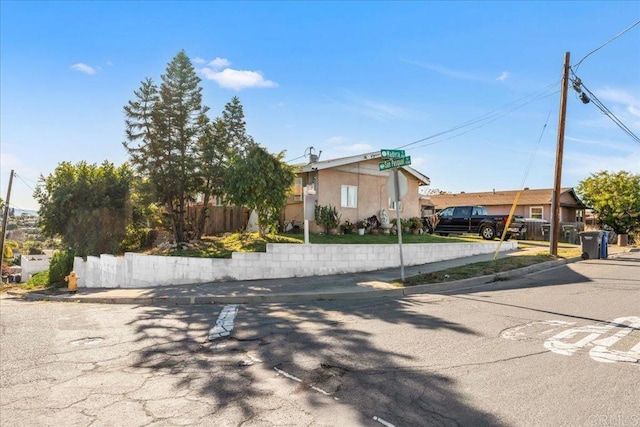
[128,296,507,426]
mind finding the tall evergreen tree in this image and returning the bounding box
[123,51,209,243]
[222,96,255,154]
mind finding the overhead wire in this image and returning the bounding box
[574,76,640,145]
[519,108,553,190]
[396,81,560,151]
[573,19,640,72]
[402,86,559,151]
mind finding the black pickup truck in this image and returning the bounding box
[426,205,526,240]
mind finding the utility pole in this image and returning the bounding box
[550,52,570,256]
[1,170,15,270]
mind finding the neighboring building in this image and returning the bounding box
[427,188,587,242]
[284,152,430,232]
[427,188,586,222]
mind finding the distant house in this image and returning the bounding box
[427,188,586,222]
[284,152,430,232]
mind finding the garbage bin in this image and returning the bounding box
[600,231,609,259]
[542,224,551,241]
[579,231,603,260]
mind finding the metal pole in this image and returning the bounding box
[1,170,15,271]
[550,52,570,256]
[393,168,405,281]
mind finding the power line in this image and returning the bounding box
[519,108,553,190]
[573,20,640,72]
[396,81,560,151]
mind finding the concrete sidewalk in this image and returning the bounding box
[7,246,634,305]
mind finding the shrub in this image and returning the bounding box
[315,205,341,233]
[26,270,49,288]
[49,250,76,287]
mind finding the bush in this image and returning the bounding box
[315,205,341,233]
[121,225,155,252]
[26,270,49,287]
[49,250,76,287]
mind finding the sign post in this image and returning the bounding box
[379,150,411,282]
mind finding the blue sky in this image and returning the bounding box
[1,1,639,211]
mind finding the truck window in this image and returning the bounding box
[439,207,454,217]
[453,207,472,217]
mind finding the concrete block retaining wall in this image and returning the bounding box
[73,241,518,289]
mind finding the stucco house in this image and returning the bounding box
[283,152,430,232]
[426,187,587,241]
[426,188,586,222]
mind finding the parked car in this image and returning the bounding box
[425,205,526,240]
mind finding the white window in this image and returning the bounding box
[530,206,543,220]
[292,177,303,201]
[389,198,402,211]
[341,185,357,208]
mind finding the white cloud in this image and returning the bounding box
[335,143,375,153]
[342,95,410,122]
[106,61,113,67]
[401,58,477,80]
[325,136,349,145]
[70,63,97,75]
[208,57,230,68]
[192,57,207,64]
[595,87,639,106]
[200,67,277,90]
[497,71,510,81]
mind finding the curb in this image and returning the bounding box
[7,249,634,306]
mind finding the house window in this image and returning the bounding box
[530,206,543,220]
[292,177,303,201]
[341,185,357,208]
[389,198,402,211]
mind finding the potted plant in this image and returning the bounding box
[357,219,367,235]
[314,204,341,234]
[341,219,354,234]
[408,216,423,234]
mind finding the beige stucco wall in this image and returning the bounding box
[284,159,423,232]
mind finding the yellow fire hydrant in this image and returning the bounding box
[65,271,78,292]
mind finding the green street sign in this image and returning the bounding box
[380,149,406,159]
[379,156,412,171]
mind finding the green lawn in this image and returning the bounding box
[151,231,474,258]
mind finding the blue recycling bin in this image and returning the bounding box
[600,231,609,259]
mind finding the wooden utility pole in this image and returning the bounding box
[550,52,570,256]
[1,170,15,270]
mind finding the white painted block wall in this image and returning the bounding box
[73,241,518,288]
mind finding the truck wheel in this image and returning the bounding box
[480,226,496,240]
[504,234,511,241]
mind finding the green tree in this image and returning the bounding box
[123,50,209,243]
[224,145,295,236]
[222,96,255,154]
[34,161,132,257]
[576,170,640,234]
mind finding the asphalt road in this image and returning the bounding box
[1,253,639,426]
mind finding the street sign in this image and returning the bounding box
[380,149,405,159]
[379,156,412,171]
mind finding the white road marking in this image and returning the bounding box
[373,416,396,427]
[501,320,573,341]
[208,304,239,341]
[542,316,640,364]
[273,367,339,400]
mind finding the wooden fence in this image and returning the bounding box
[186,204,248,236]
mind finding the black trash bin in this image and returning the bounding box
[579,231,603,260]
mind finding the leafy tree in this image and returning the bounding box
[49,250,75,286]
[576,170,640,234]
[123,50,209,243]
[224,145,295,236]
[34,161,132,257]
